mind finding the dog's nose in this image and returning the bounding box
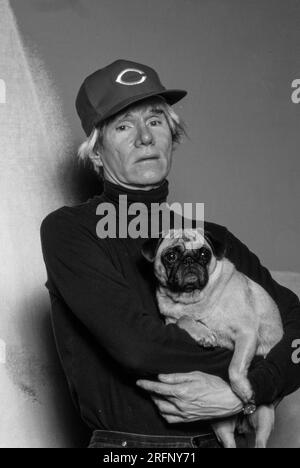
[184,256,194,265]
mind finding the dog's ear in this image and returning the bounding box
[204,230,226,260]
[141,237,164,263]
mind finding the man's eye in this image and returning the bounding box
[149,119,162,127]
[116,125,128,131]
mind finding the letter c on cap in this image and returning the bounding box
[116,68,147,86]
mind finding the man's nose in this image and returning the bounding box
[135,124,154,146]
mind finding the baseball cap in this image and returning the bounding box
[75,59,187,136]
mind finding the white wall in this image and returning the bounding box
[0,0,87,447]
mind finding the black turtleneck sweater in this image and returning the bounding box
[40,179,300,437]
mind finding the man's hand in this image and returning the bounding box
[137,371,243,423]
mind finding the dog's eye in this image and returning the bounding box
[165,252,178,264]
[199,248,212,264]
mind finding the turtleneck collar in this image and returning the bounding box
[102,178,169,208]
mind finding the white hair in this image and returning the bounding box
[77,126,102,174]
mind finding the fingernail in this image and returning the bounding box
[159,374,168,379]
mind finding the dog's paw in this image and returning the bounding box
[177,316,217,347]
[198,332,217,348]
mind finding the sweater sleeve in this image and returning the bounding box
[225,230,300,406]
[40,209,234,380]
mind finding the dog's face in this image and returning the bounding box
[142,228,223,293]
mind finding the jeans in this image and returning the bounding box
[88,430,246,448]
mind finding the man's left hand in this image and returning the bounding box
[137,371,243,424]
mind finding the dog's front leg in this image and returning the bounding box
[229,330,257,403]
[177,316,217,348]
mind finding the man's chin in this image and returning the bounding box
[127,170,167,188]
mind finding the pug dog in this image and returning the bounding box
[142,228,283,449]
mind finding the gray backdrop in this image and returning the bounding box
[10,0,300,271]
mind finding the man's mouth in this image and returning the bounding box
[136,155,160,163]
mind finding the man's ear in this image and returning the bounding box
[141,237,163,263]
[204,230,226,260]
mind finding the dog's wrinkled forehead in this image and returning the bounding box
[159,229,207,253]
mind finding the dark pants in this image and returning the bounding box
[88,430,248,448]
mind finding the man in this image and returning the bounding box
[40,60,300,448]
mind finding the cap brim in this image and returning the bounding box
[95,89,187,127]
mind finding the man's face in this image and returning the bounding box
[99,98,174,189]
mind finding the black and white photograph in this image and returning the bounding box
[0,0,300,451]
